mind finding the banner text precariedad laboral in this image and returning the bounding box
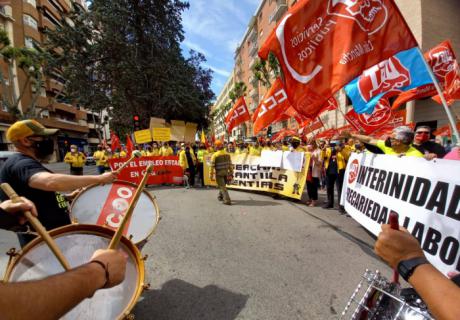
[204,153,309,200]
[341,153,460,275]
[109,156,183,185]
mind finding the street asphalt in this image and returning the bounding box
[0,162,391,319]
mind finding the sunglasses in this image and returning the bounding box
[415,131,430,135]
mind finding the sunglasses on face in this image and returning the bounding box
[416,131,430,135]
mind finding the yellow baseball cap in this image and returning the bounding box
[7,120,58,142]
[291,136,301,142]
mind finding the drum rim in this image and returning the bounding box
[3,224,146,320]
[69,180,161,244]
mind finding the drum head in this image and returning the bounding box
[70,181,160,244]
[5,224,145,320]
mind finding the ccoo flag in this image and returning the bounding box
[225,97,251,133]
[345,48,433,114]
[258,0,417,119]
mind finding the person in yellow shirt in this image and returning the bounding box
[290,137,304,152]
[160,142,174,156]
[179,143,197,188]
[149,142,161,156]
[235,142,248,155]
[119,147,127,158]
[196,143,208,187]
[322,141,347,212]
[209,140,233,205]
[226,142,235,154]
[93,145,107,174]
[64,145,86,176]
[104,148,113,172]
[281,141,290,151]
[249,141,262,156]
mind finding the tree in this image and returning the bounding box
[44,0,214,135]
[0,29,49,119]
[251,52,281,88]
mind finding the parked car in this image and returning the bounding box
[85,155,96,166]
[0,151,18,168]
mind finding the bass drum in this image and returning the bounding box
[3,224,146,320]
[70,181,160,246]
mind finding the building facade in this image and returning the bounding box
[213,0,460,141]
[0,0,109,159]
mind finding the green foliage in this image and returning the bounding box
[45,0,214,133]
[251,52,281,88]
[228,81,247,103]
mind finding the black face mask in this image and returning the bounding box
[292,142,300,149]
[33,138,55,160]
[385,138,392,148]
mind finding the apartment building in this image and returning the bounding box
[211,70,235,140]
[0,0,108,158]
[214,0,460,140]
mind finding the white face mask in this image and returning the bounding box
[71,149,77,152]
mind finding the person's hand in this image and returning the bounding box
[98,172,118,185]
[209,174,215,181]
[424,153,437,161]
[90,249,127,288]
[374,224,425,269]
[340,131,352,139]
[0,198,37,225]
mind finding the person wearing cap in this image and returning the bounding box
[290,137,304,152]
[64,145,86,176]
[210,140,233,205]
[0,120,118,246]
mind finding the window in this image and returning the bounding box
[25,37,35,48]
[23,14,38,30]
[49,0,64,13]
[23,0,37,7]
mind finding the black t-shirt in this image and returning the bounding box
[0,153,70,231]
[413,141,447,158]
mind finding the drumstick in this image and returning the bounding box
[389,211,400,284]
[1,183,72,271]
[115,150,142,175]
[108,165,153,249]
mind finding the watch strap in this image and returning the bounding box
[397,257,429,282]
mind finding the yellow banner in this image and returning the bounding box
[152,128,171,141]
[134,129,152,144]
[204,153,310,200]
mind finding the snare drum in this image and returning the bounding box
[70,181,160,245]
[3,224,146,320]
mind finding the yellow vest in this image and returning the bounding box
[149,148,161,156]
[93,150,107,166]
[64,152,86,168]
[179,149,196,169]
[249,146,262,156]
[322,148,346,171]
[160,147,174,156]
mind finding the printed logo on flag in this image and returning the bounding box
[327,0,388,35]
[348,159,360,184]
[357,99,392,127]
[430,45,456,84]
[257,89,288,118]
[229,105,248,121]
[358,56,410,102]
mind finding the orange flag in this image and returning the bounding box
[225,97,251,132]
[258,0,417,119]
[253,78,291,135]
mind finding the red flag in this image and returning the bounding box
[345,99,404,134]
[319,97,339,114]
[392,40,460,109]
[271,129,297,143]
[301,117,324,135]
[258,0,417,119]
[126,134,134,156]
[253,78,292,135]
[433,122,460,137]
[225,97,251,133]
[110,131,121,152]
[315,128,338,140]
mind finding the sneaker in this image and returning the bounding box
[218,197,223,201]
[223,201,231,205]
[322,204,334,209]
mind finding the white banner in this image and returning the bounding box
[341,153,460,276]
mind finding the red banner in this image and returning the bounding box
[109,156,184,185]
[259,0,417,119]
[392,40,460,109]
[319,97,339,114]
[300,117,324,135]
[225,97,251,132]
[345,99,404,134]
[253,78,291,135]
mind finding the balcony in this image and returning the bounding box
[41,2,62,22]
[0,5,13,21]
[249,41,258,57]
[249,58,257,70]
[249,75,258,85]
[249,102,258,111]
[38,117,89,133]
[248,26,257,43]
[269,0,288,24]
[250,87,259,99]
[24,25,41,42]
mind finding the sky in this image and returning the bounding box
[180,0,260,100]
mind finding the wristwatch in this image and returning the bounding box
[397,257,429,282]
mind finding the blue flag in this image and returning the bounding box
[345,48,433,114]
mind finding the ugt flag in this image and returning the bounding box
[392,40,460,109]
[252,78,291,135]
[345,48,433,114]
[258,0,417,119]
[225,97,251,133]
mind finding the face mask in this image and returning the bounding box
[292,142,300,149]
[33,138,55,160]
[98,147,102,151]
[71,148,77,153]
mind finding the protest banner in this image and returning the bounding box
[184,122,198,143]
[341,153,460,275]
[152,128,171,142]
[134,129,152,144]
[204,153,310,200]
[109,156,183,185]
[170,120,186,141]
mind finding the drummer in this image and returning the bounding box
[0,198,127,320]
[0,120,118,246]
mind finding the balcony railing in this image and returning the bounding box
[269,0,288,24]
[248,26,257,42]
[249,41,258,57]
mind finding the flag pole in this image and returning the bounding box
[416,48,460,144]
